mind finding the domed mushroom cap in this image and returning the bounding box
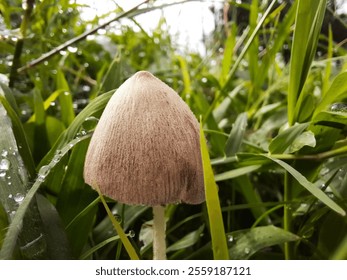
[84,71,205,206]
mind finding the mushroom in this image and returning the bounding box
[84,71,205,259]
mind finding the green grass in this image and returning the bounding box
[1,0,347,260]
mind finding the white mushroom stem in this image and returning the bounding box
[153,205,166,260]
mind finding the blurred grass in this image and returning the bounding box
[0,0,347,260]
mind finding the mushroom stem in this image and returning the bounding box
[153,205,166,260]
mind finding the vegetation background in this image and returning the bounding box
[0,0,347,260]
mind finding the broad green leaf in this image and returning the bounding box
[0,204,9,248]
[228,226,300,260]
[56,138,97,258]
[0,95,35,178]
[314,71,347,118]
[215,165,261,182]
[0,102,48,259]
[45,116,65,147]
[225,112,248,156]
[0,134,90,260]
[269,123,309,154]
[288,0,327,125]
[199,119,229,260]
[287,131,316,153]
[36,194,71,259]
[166,225,204,253]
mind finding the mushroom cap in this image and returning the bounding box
[84,71,205,206]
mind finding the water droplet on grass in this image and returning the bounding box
[0,159,10,171]
[37,165,50,182]
[1,149,8,157]
[83,116,99,131]
[228,235,234,242]
[14,193,24,204]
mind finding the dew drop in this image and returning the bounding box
[0,159,10,171]
[9,210,16,219]
[67,46,78,53]
[228,235,234,242]
[128,230,135,238]
[330,103,347,112]
[14,193,24,204]
[1,149,8,157]
[37,165,50,181]
[8,194,13,199]
[114,214,122,223]
[83,116,99,131]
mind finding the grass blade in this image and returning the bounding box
[225,112,248,156]
[199,118,229,260]
[215,165,261,182]
[265,155,345,216]
[95,184,139,260]
[288,0,327,125]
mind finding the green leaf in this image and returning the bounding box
[199,118,229,260]
[0,101,48,259]
[215,165,261,182]
[38,89,114,168]
[314,71,347,118]
[95,184,139,260]
[56,69,75,127]
[56,138,97,258]
[269,123,309,154]
[0,133,90,259]
[45,116,65,147]
[264,155,345,216]
[228,226,300,260]
[79,235,120,260]
[225,112,248,156]
[36,194,72,259]
[166,225,204,253]
[287,131,316,153]
[98,54,123,96]
[288,0,328,125]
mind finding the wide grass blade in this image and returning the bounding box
[0,134,90,259]
[288,0,327,125]
[228,226,300,260]
[313,71,347,118]
[269,123,309,154]
[199,119,229,260]
[225,112,248,156]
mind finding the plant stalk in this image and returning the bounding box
[284,171,293,260]
[153,205,166,260]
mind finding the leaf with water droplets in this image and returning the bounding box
[228,226,300,260]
